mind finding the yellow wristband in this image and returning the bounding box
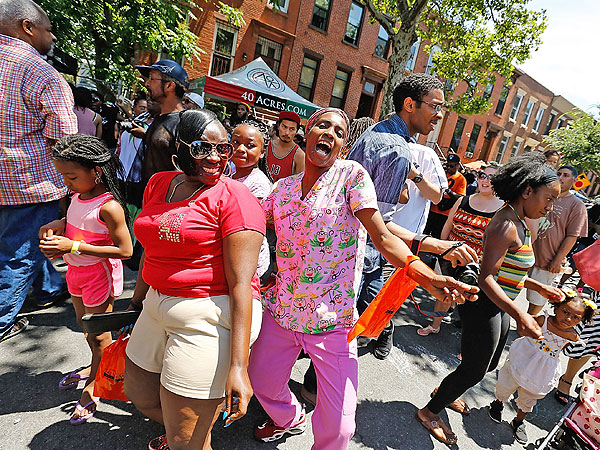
[70,240,82,254]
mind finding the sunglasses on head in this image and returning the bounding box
[178,139,233,160]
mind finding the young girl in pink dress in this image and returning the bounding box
[39,134,132,424]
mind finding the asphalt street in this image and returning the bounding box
[0,260,581,450]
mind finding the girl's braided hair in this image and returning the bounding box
[52,134,130,223]
[491,152,558,202]
[233,119,274,183]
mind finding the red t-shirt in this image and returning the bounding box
[134,171,266,298]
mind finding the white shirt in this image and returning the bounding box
[391,143,448,233]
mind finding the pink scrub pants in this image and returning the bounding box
[248,311,358,450]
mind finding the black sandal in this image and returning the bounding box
[555,377,572,405]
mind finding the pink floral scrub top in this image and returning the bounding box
[263,159,378,334]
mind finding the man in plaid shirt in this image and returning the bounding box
[0,0,77,342]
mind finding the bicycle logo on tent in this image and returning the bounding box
[247,69,284,92]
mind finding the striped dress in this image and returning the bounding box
[565,290,600,358]
[496,219,535,300]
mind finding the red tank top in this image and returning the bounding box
[266,140,298,182]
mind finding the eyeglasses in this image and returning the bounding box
[477,171,490,180]
[418,100,446,113]
[178,140,233,160]
[182,99,192,104]
[148,77,166,83]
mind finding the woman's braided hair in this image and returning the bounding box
[233,119,274,183]
[491,152,558,203]
[52,134,130,223]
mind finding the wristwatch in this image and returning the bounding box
[413,172,424,184]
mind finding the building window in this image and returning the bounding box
[425,46,440,75]
[311,0,331,31]
[532,106,546,132]
[451,117,467,152]
[495,136,509,163]
[210,22,238,76]
[268,0,289,13]
[509,93,524,121]
[465,123,482,158]
[521,100,535,126]
[495,86,509,115]
[523,145,532,152]
[329,69,350,109]
[344,2,365,46]
[510,139,522,157]
[255,36,283,74]
[405,40,420,71]
[544,112,557,134]
[483,83,494,100]
[374,25,390,59]
[298,56,319,101]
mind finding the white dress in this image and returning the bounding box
[507,312,578,395]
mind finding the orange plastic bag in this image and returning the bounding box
[348,263,418,342]
[93,334,129,401]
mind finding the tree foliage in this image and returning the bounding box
[39,0,242,96]
[361,0,547,117]
[544,109,600,174]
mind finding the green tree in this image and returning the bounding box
[39,0,244,95]
[544,109,600,174]
[360,0,547,116]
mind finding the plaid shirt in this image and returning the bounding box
[0,34,77,205]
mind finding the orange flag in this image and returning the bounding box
[347,262,419,342]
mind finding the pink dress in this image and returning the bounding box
[64,192,123,306]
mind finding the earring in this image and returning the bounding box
[94,173,101,184]
[171,155,181,171]
[223,162,232,177]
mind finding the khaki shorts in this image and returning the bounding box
[126,288,263,399]
[526,267,560,306]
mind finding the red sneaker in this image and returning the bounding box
[148,434,169,450]
[254,410,306,442]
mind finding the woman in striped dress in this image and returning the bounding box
[555,289,600,404]
[417,153,566,445]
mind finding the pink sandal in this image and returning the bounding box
[417,325,440,336]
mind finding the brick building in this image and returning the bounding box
[181,1,581,167]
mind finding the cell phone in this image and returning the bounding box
[81,310,140,334]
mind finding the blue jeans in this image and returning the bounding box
[0,201,63,333]
[356,267,384,316]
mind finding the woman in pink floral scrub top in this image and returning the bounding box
[248,108,479,450]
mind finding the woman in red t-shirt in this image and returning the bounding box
[124,109,266,450]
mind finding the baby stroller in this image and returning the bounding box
[538,351,600,450]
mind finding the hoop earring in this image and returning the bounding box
[171,155,181,171]
[94,173,101,184]
[223,161,232,178]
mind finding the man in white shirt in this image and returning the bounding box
[392,142,447,233]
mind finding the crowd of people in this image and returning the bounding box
[2,1,600,449]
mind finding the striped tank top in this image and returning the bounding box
[495,205,535,300]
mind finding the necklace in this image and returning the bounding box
[506,203,524,223]
[168,179,205,203]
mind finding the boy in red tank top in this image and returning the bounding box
[266,110,305,181]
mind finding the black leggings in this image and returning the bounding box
[426,293,510,414]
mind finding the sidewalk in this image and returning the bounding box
[0,261,576,449]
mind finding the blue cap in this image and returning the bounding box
[136,59,189,89]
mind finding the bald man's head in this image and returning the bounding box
[0,0,55,55]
